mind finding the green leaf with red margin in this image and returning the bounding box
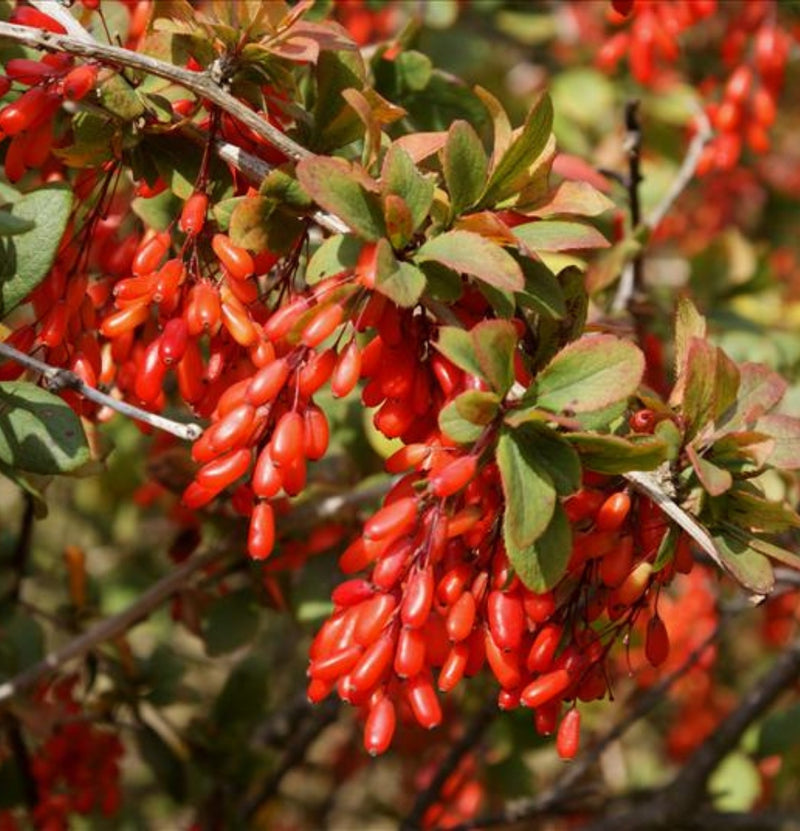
[687,444,733,496]
[383,193,414,250]
[478,93,553,208]
[515,422,581,497]
[296,156,385,240]
[506,504,571,593]
[414,230,524,291]
[381,144,435,233]
[442,120,488,217]
[563,432,668,474]
[513,220,610,252]
[534,335,645,414]
[435,327,485,380]
[711,529,774,595]
[756,414,800,470]
[474,86,512,167]
[439,396,488,444]
[672,296,707,405]
[455,390,501,425]
[497,427,557,550]
[374,238,426,308]
[471,319,517,396]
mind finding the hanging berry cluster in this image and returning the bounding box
[1,0,799,794]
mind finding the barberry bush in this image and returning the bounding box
[1,1,800,828]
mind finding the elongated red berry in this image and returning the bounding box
[406,671,442,729]
[556,707,581,760]
[301,303,345,348]
[179,192,208,235]
[595,491,631,532]
[62,64,98,101]
[248,501,275,560]
[364,696,396,756]
[520,669,571,709]
[271,411,305,466]
[364,497,418,542]
[196,448,251,494]
[401,567,434,629]
[645,614,670,667]
[430,455,477,498]
[487,590,525,652]
[394,626,426,678]
[212,234,253,280]
[331,340,362,398]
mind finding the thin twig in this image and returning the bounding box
[29,0,95,43]
[446,624,722,831]
[0,20,309,163]
[238,695,341,822]
[0,547,221,704]
[645,109,713,232]
[582,635,800,831]
[6,493,35,603]
[0,340,203,442]
[401,697,498,831]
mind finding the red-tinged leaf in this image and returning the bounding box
[513,220,610,252]
[711,431,774,472]
[471,319,517,396]
[726,489,800,533]
[687,444,733,496]
[442,120,487,217]
[712,530,774,595]
[374,238,426,308]
[717,363,788,434]
[439,398,485,444]
[296,156,385,240]
[454,212,518,244]
[497,427,557,550]
[381,144,435,233]
[678,338,740,440]
[265,20,356,63]
[528,180,614,219]
[479,93,553,208]
[415,230,523,291]
[744,533,800,573]
[756,414,800,470]
[454,390,501,425]
[552,153,612,192]
[383,193,413,250]
[535,335,645,414]
[394,131,448,163]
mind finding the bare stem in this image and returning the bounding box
[0,340,203,442]
[0,20,309,162]
[0,547,220,704]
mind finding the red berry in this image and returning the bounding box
[248,501,275,560]
[556,707,581,760]
[212,234,254,280]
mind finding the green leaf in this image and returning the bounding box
[201,588,260,656]
[296,156,385,240]
[307,234,362,283]
[708,753,761,812]
[442,120,487,217]
[724,488,800,534]
[673,296,706,400]
[312,49,367,152]
[229,195,273,252]
[0,212,34,236]
[711,531,774,595]
[435,326,485,380]
[374,238,426,307]
[506,504,571,593]
[757,702,800,757]
[259,167,313,210]
[0,184,72,317]
[535,335,644,414]
[564,432,668,474]
[421,260,463,302]
[381,144,435,233]
[516,257,566,319]
[415,230,523,292]
[472,319,517,395]
[514,422,581,496]
[132,189,182,232]
[731,531,800,572]
[136,725,187,803]
[438,398,486,444]
[145,133,233,201]
[513,220,609,252]
[0,382,90,475]
[497,427,556,549]
[454,390,501,425]
[480,94,553,208]
[213,655,269,728]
